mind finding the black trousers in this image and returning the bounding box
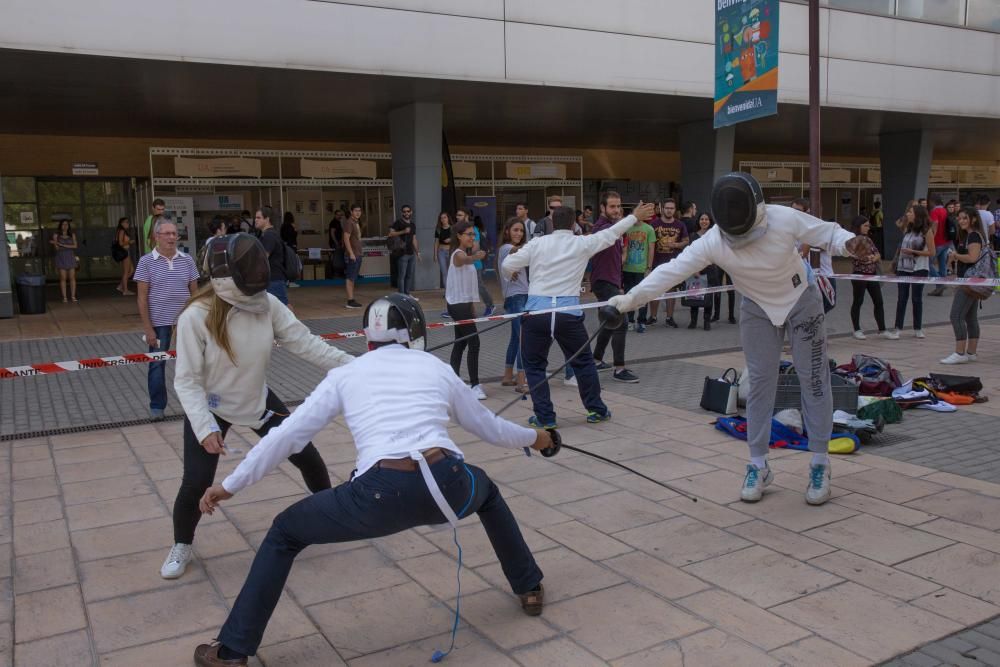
[622,271,648,323]
[850,279,886,331]
[447,301,479,386]
[592,280,626,367]
[173,389,331,544]
[894,269,928,330]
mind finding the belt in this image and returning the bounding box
[376,448,448,472]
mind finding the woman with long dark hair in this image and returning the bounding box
[848,216,890,339]
[445,220,487,399]
[434,211,453,288]
[50,219,78,303]
[941,207,985,364]
[498,217,529,392]
[162,233,353,580]
[114,217,135,296]
[687,213,722,330]
[890,203,935,338]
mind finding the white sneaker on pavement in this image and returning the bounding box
[740,464,773,503]
[472,384,488,400]
[160,543,193,579]
[880,331,899,340]
[940,352,969,365]
[563,376,578,387]
[915,329,926,339]
[852,330,866,340]
[967,353,977,362]
[805,464,832,505]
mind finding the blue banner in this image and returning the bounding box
[714,0,779,129]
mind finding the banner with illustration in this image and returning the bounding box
[714,0,779,128]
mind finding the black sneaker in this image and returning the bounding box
[646,316,657,325]
[613,369,639,383]
[728,316,737,324]
[346,300,363,309]
[664,317,678,328]
[594,360,613,372]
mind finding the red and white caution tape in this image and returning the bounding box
[3,272,998,379]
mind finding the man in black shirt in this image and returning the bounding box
[254,206,289,305]
[388,205,420,295]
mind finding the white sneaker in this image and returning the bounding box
[160,543,192,579]
[880,331,899,340]
[472,384,488,400]
[967,353,977,362]
[852,330,866,340]
[563,375,578,387]
[805,464,832,506]
[915,330,926,339]
[940,352,969,365]
[740,464,773,503]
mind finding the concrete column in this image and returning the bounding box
[679,120,735,213]
[879,130,933,254]
[389,103,443,292]
[0,184,12,318]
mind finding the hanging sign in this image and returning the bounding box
[714,0,780,129]
[505,163,567,180]
[71,162,99,176]
[300,159,376,179]
[174,157,261,178]
[192,194,245,211]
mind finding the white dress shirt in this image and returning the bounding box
[222,344,537,494]
[501,215,637,297]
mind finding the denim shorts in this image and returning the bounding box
[344,256,363,281]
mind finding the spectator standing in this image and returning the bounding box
[254,206,290,306]
[583,205,594,226]
[434,211,453,288]
[389,205,420,296]
[534,195,561,237]
[622,208,656,333]
[326,212,345,279]
[498,217,529,393]
[342,204,364,309]
[515,202,537,238]
[590,192,639,383]
[687,213,722,330]
[143,198,166,254]
[51,219,78,303]
[890,204,935,339]
[280,212,298,250]
[647,198,688,327]
[927,194,951,296]
[869,200,885,254]
[975,194,996,243]
[680,201,699,236]
[114,217,135,296]
[941,207,985,365]
[135,218,199,420]
[445,221,486,399]
[239,210,253,235]
[461,209,495,316]
[847,216,891,339]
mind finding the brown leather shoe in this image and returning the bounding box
[519,584,544,616]
[194,643,247,666]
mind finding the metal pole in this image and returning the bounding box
[809,0,821,217]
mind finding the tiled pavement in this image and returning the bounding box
[4,339,1000,665]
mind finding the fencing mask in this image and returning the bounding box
[711,172,765,237]
[204,233,270,296]
[363,294,427,350]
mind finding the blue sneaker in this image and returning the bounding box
[528,416,558,430]
[740,464,773,503]
[483,305,496,317]
[594,361,612,372]
[440,311,451,320]
[586,410,611,424]
[806,463,832,505]
[636,322,646,334]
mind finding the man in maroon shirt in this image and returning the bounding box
[646,198,689,327]
[928,193,951,296]
[590,191,640,383]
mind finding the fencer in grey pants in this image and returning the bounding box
[741,284,832,459]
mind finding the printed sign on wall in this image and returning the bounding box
[714,0,779,128]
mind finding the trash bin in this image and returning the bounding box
[15,274,46,315]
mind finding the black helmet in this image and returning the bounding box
[711,172,765,237]
[204,233,270,296]
[363,294,427,350]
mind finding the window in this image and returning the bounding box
[967,0,1000,31]
[824,0,895,15]
[897,0,967,27]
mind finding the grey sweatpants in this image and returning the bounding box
[739,284,832,459]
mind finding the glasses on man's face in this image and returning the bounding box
[460,231,475,237]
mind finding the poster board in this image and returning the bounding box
[159,196,196,255]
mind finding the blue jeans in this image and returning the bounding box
[147,324,173,411]
[266,280,288,305]
[218,455,542,656]
[504,293,528,371]
[397,254,416,294]
[520,311,607,423]
[932,242,953,278]
[437,247,451,288]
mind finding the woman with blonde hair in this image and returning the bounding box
[161,233,353,581]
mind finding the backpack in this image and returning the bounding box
[834,354,903,397]
[281,240,303,281]
[960,241,998,300]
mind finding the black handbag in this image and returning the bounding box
[700,368,740,415]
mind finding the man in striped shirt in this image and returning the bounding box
[135,217,199,420]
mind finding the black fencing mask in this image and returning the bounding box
[205,233,270,296]
[711,172,765,237]
[363,294,427,350]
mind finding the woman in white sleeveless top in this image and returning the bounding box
[445,220,487,399]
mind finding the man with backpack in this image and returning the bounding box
[254,206,291,305]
